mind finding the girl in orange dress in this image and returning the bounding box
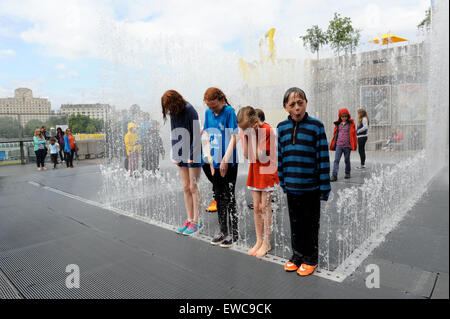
[237,106,279,257]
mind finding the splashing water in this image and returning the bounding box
[99,1,448,273]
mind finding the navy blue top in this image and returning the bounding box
[170,103,203,164]
[277,113,331,198]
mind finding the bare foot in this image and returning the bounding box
[255,242,271,258]
[247,241,262,256]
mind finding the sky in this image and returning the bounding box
[0,0,430,113]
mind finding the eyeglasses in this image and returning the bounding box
[341,114,349,118]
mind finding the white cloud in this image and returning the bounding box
[0,0,434,109]
[54,63,66,70]
[0,49,16,57]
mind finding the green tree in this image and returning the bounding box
[418,7,431,32]
[346,28,361,55]
[300,25,328,60]
[24,119,44,137]
[0,116,20,138]
[327,13,355,57]
[69,114,90,133]
[68,114,104,133]
[45,115,68,128]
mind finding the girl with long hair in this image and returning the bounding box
[162,90,204,236]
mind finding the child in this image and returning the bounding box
[329,108,357,181]
[124,122,142,177]
[277,87,331,276]
[48,137,60,169]
[237,106,279,257]
[246,108,266,210]
[161,90,203,236]
[356,108,369,169]
[202,87,239,248]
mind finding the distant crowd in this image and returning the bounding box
[33,125,78,170]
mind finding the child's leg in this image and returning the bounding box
[179,166,194,221]
[255,191,273,257]
[297,190,321,266]
[188,167,202,223]
[332,146,343,176]
[224,164,239,241]
[343,147,351,174]
[248,190,263,255]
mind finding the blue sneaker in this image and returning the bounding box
[176,220,191,234]
[183,220,203,236]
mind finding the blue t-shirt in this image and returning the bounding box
[203,105,238,169]
[49,143,59,154]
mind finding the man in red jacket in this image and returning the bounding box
[329,108,357,181]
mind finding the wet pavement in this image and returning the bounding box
[0,159,448,299]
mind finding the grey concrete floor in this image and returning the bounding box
[0,159,448,299]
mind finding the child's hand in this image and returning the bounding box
[219,160,228,177]
[172,159,180,166]
[320,191,330,201]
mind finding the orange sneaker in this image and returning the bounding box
[206,200,217,212]
[297,264,317,276]
[284,261,299,272]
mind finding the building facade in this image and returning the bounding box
[0,88,51,126]
[59,103,111,122]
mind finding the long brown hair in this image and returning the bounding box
[203,87,230,105]
[161,90,187,121]
[357,108,370,126]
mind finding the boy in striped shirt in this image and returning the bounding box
[277,87,331,277]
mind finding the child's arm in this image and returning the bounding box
[316,125,331,200]
[277,128,285,192]
[242,133,249,159]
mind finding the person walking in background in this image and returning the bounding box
[237,106,279,258]
[33,128,47,171]
[203,87,239,248]
[48,137,60,169]
[41,126,50,140]
[124,122,141,177]
[56,127,65,164]
[162,90,203,236]
[356,108,369,169]
[143,121,165,173]
[64,128,76,168]
[277,87,331,276]
[139,113,152,171]
[329,108,357,181]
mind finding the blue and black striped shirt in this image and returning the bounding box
[277,113,331,197]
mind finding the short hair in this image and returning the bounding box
[50,137,57,143]
[237,106,258,125]
[283,87,308,106]
[255,108,265,122]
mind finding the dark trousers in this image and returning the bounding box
[287,190,321,266]
[35,149,46,167]
[358,136,367,165]
[50,154,58,168]
[332,146,351,176]
[59,149,65,162]
[65,151,74,167]
[202,163,239,241]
